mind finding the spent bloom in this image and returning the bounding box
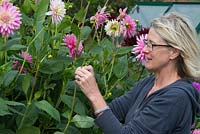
[117,7,128,20]
[193,129,200,134]
[105,19,121,37]
[192,82,200,91]
[0,1,22,37]
[132,34,147,63]
[63,34,83,58]
[90,6,108,30]
[46,0,66,24]
[20,51,33,63]
[121,15,136,38]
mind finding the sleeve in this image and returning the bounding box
[95,88,193,134]
[108,76,153,122]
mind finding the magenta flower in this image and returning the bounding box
[90,7,108,30]
[121,15,136,38]
[117,7,127,20]
[63,34,83,58]
[132,34,147,63]
[192,82,200,91]
[20,51,33,63]
[0,1,22,37]
[193,129,200,134]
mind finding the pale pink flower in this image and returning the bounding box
[132,34,147,62]
[121,15,136,38]
[192,82,200,91]
[20,51,33,63]
[90,7,108,30]
[63,34,83,58]
[46,0,66,24]
[0,1,22,37]
[193,129,200,134]
[117,7,128,20]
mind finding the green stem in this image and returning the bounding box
[18,103,31,130]
[63,85,77,133]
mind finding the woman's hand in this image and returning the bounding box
[74,65,107,111]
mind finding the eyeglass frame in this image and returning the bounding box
[143,39,172,51]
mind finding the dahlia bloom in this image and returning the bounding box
[132,34,147,62]
[20,51,33,63]
[192,82,200,91]
[193,129,200,134]
[117,7,127,20]
[46,0,66,24]
[104,19,121,37]
[90,7,108,30]
[12,60,28,74]
[0,1,22,37]
[121,15,136,38]
[63,34,83,58]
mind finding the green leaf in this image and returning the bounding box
[54,132,64,134]
[16,126,40,134]
[0,129,15,134]
[39,59,65,74]
[81,26,91,40]
[22,74,31,95]
[61,95,86,115]
[72,114,94,128]
[0,98,11,116]
[113,55,128,78]
[71,23,80,37]
[74,8,86,23]
[3,70,18,87]
[0,44,26,51]
[117,46,133,55]
[35,100,60,122]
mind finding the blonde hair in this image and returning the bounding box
[151,12,200,79]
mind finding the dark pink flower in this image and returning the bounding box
[132,34,147,63]
[0,1,22,36]
[90,7,108,30]
[63,34,83,58]
[12,60,28,74]
[121,15,136,38]
[117,7,127,20]
[192,82,200,91]
[20,51,32,63]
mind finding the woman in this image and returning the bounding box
[74,12,200,134]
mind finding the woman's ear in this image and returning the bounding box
[169,48,180,60]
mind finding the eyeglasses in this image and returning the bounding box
[143,39,172,51]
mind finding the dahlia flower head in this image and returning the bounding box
[117,7,128,20]
[0,1,22,37]
[63,34,83,58]
[46,0,66,24]
[90,6,108,30]
[121,15,136,38]
[193,129,200,134]
[132,34,147,63]
[104,19,121,37]
[192,82,200,91]
[20,51,33,63]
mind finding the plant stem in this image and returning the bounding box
[63,85,77,133]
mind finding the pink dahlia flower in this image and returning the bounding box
[132,34,147,63]
[90,7,108,30]
[46,0,66,24]
[0,1,22,37]
[192,82,200,91]
[121,15,136,38]
[117,7,127,20]
[63,34,83,58]
[20,51,33,63]
[193,129,200,134]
